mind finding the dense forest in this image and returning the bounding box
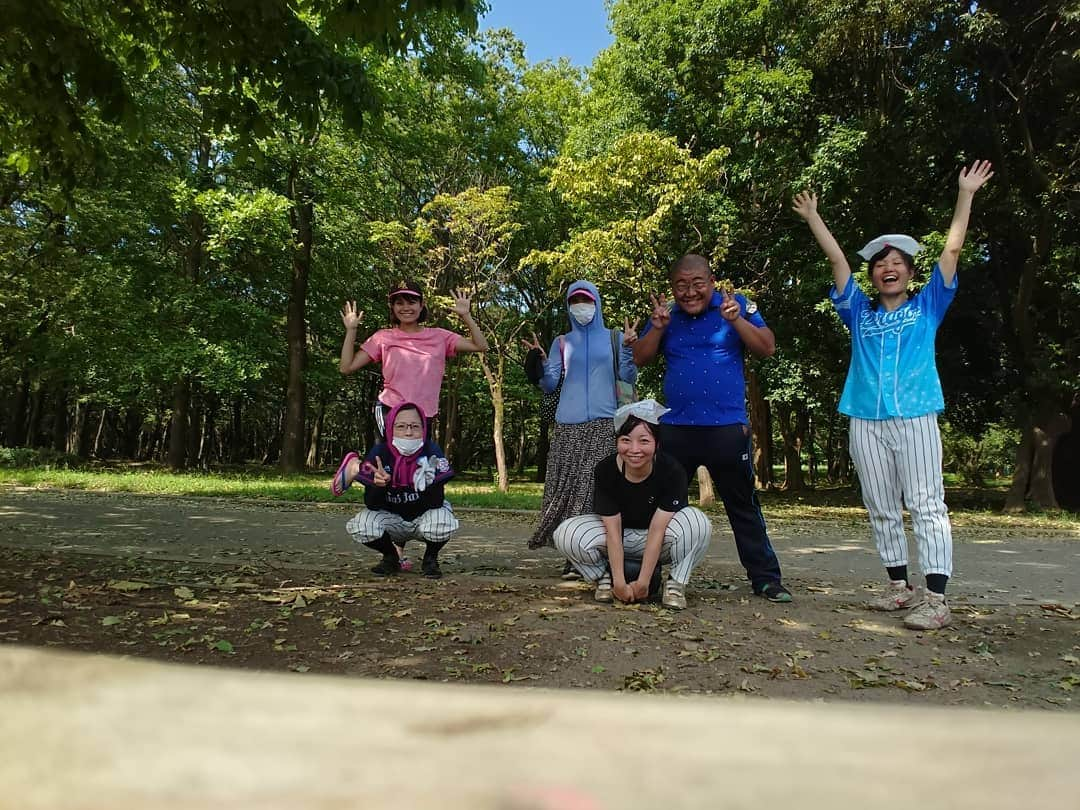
[2,1,1077,510]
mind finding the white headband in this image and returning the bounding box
[856,234,923,261]
[613,399,671,432]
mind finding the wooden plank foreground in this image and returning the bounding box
[2,646,1078,810]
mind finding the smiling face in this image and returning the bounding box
[617,421,658,475]
[390,293,422,325]
[869,248,915,296]
[670,264,715,316]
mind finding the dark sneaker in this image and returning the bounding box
[756,582,793,603]
[560,560,583,581]
[371,555,400,576]
[421,556,443,579]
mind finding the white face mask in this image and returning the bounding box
[569,302,596,326]
[392,436,424,456]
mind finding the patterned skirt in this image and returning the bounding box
[528,418,615,549]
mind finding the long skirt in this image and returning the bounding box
[528,418,614,549]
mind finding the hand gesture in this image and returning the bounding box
[520,331,547,360]
[649,294,671,330]
[371,455,390,487]
[791,191,818,221]
[341,301,363,330]
[958,160,993,194]
[622,317,640,346]
[630,579,650,601]
[720,290,741,322]
[613,582,636,603]
[451,288,472,318]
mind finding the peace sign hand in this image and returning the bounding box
[341,301,363,330]
[622,317,640,346]
[649,294,671,330]
[370,456,390,487]
[720,290,741,322]
[520,331,547,360]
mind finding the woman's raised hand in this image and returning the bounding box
[958,160,994,194]
[341,301,363,330]
[451,289,472,317]
[622,317,640,346]
[791,190,818,220]
[520,331,547,360]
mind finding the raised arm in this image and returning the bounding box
[339,301,374,374]
[792,191,852,291]
[938,160,994,285]
[450,289,489,353]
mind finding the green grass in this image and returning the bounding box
[1,463,1077,531]
[0,465,544,510]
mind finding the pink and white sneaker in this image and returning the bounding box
[903,590,952,630]
[868,580,924,612]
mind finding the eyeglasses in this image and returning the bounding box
[672,280,711,295]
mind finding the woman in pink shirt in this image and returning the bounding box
[338,279,488,440]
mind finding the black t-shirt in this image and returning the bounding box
[592,452,689,529]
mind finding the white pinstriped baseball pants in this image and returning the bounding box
[345,503,459,547]
[553,507,712,585]
[848,414,953,577]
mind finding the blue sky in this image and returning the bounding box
[479,1,614,67]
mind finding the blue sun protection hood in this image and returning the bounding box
[539,280,636,424]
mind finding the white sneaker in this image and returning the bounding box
[594,573,613,603]
[868,580,924,612]
[904,590,952,630]
[662,579,687,610]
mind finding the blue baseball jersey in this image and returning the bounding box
[642,291,767,426]
[830,263,957,420]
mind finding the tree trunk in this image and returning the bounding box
[306,397,326,468]
[167,377,191,470]
[696,467,715,507]
[51,387,69,452]
[1005,407,1069,512]
[230,396,244,463]
[25,384,43,448]
[93,409,108,458]
[746,368,772,489]
[480,353,509,493]
[281,162,313,473]
[120,408,142,458]
[5,371,30,447]
[776,402,806,492]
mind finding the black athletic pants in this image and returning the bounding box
[660,423,783,590]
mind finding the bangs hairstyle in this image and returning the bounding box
[616,415,661,441]
[389,296,429,325]
[865,246,916,275]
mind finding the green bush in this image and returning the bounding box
[940,422,1019,486]
[0,446,83,469]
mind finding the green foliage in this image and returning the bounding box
[0,0,482,179]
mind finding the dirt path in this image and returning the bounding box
[2,489,1078,710]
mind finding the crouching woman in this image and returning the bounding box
[345,402,458,578]
[554,400,712,609]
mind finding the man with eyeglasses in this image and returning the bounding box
[633,254,792,603]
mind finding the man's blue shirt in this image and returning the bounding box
[642,291,767,426]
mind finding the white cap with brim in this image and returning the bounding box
[857,234,923,261]
[613,399,671,433]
